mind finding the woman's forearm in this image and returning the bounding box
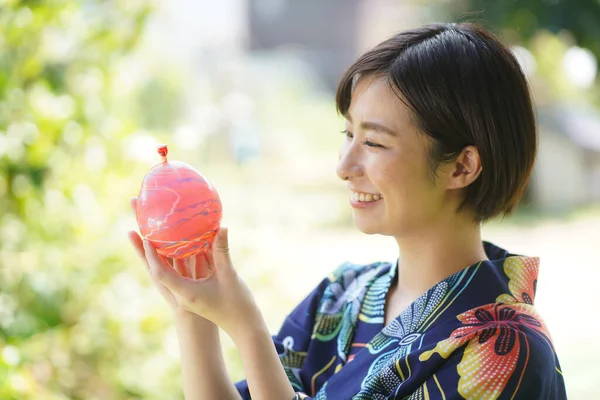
[175,311,242,400]
[232,311,295,400]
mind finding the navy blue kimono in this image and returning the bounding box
[235,242,567,399]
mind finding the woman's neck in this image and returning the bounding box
[392,215,488,301]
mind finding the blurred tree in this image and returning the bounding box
[436,0,600,62]
[0,1,189,399]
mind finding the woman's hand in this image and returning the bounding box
[129,197,294,399]
[129,197,245,400]
[128,197,214,317]
[143,229,260,339]
[131,198,260,338]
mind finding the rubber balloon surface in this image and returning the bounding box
[136,145,222,259]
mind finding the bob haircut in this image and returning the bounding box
[336,23,536,222]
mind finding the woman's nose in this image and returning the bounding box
[336,148,363,181]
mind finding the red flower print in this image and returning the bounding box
[420,303,550,400]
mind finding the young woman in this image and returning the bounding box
[129,22,567,399]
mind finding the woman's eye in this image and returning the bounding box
[363,140,383,148]
[340,130,384,148]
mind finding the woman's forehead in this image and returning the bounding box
[346,75,412,125]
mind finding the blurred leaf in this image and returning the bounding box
[0,1,189,399]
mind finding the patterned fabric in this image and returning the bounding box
[234,242,567,399]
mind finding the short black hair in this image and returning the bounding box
[336,22,536,222]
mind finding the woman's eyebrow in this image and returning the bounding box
[344,114,397,137]
[360,121,397,137]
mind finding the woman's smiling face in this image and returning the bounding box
[336,75,450,236]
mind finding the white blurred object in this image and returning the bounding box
[222,91,255,119]
[44,189,68,215]
[173,104,221,151]
[563,46,597,88]
[62,121,83,145]
[173,125,204,150]
[511,46,537,80]
[28,85,75,120]
[72,68,104,97]
[1,345,20,366]
[123,132,160,163]
[113,57,149,97]
[41,26,77,62]
[84,142,108,172]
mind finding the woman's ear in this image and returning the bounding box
[446,145,482,190]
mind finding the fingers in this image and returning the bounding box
[211,227,232,270]
[173,258,186,277]
[130,197,172,268]
[215,227,229,252]
[173,257,196,279]
[193,251,214,279]
[144,239,192,293]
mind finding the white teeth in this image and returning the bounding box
[351,191,383,202]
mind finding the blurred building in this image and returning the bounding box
[246,0,421,90]
[247,0,361,90]
[533,104,600,212]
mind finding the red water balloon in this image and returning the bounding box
[136,144,222,259]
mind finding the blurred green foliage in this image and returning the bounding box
[441,0,600,60]
[0,1,193,399]
[429,0,600,107]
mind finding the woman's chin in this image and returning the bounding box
[353,219,381,235]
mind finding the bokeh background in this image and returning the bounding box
[1,0,599,398]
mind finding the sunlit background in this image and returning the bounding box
[1,0,599,398]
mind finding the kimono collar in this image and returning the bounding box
[387,241,540,305]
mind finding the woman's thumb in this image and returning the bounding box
[212,227,231,264]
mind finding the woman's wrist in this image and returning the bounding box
[230,308,296,399]
[231,316,270,348]
[173,308,217,329]
[225,300,266,344]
